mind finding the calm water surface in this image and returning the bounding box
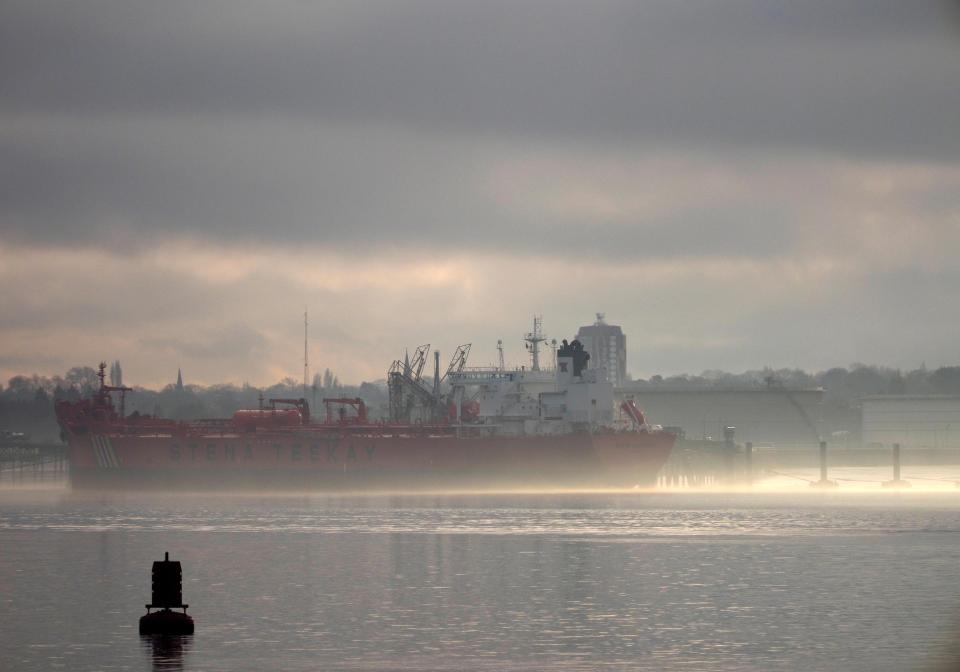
[1,484,960,671]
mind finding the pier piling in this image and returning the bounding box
[811,440,838,488]
[882,443,911,488]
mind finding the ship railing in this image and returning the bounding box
[192,419,234,428]
[307,423,460,438]
[448,367,556,381]
[114,420,184,437]
[180,419,236,437]
[447,369,517,382]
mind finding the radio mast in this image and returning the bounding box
[303,308,309,398]
[524,316,547,371]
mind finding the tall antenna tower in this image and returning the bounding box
[524,315,547,371]
[497,339,505,372]
[303,308,309,398]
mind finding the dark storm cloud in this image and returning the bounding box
[0,113,804,256]
[2,1,957,153]
[0,0,958,254]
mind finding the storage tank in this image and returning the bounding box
[232,409,302,430]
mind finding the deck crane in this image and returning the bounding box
[408,344,430,382]
[441,344,472,425]
[387,343,438,422]
[442,344,471,382]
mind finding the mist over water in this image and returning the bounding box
[2,485,960,671]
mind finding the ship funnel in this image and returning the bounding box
[557,339,590,377]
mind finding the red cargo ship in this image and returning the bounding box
[55,329,674,490]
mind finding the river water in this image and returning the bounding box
[2,478,960,671]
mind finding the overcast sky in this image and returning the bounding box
[1,1,958,387]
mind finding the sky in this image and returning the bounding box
[1,1,959,388]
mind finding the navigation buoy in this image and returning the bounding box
[139,552,195,635]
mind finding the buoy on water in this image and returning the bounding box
[139,552,195,635]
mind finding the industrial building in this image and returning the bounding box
[861,395,960,450]
[576,314,627,387]
[620,388,826,449]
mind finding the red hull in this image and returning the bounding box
[65,429,675,490]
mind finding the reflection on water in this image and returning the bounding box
[1,486,959,671]
[749,465,960,492]
[141,635,192,671]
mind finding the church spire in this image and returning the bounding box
[175,368,184,392]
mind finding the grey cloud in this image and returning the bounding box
[1,0,959,385]
[1,1,958,158]
[3,109,958,260]
[0,255,226,331]
[626,267,960,377]
[2,0,959,256]
[0,114,805,257]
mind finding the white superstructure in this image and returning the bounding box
[446,339,616,436]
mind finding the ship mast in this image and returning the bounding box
[524,315,547,371]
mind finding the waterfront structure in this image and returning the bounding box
[618,387,827,449]
[861,395,960,450]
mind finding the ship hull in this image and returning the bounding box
[65,430,674,490]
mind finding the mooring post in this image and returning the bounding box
[893,443,901,482]
[819,440,827,482]
[811,439,838,488]
[882,442,911,488]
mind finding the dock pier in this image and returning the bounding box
[0,443,68,484]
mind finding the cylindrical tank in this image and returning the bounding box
[151,551,183,608]
[232,409,302,430]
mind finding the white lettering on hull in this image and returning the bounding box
[92,435,120,468]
